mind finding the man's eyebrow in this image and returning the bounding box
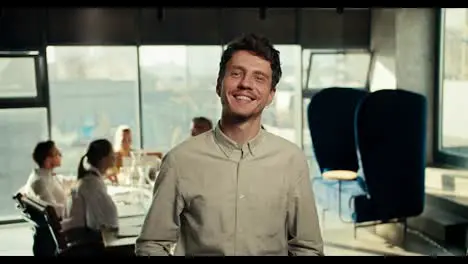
[230,65,245,71]
[230,65,269,76]
[253,70,269,78]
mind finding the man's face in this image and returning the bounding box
[46,145,62,169]
[191,121,211,137]
[216,50,276,120]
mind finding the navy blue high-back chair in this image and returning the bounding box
[307,88,369,222]
[352,89,427,236]
[308,87,369,174]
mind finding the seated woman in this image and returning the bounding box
[114,125,133,170]
[106,125,133,184]
[111,125,159,183]
[22,140,67,256]
[62,139,119,244]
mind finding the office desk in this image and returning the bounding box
[103,215,145,256]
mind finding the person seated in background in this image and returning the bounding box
[112,125,161,184]
[106,125,133,184]
[22,140,67,256]
[190,116,213,137]
[62,139,119,243]
[23,140,67,217]
[113,125,133,170]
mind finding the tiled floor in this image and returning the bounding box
[0,207,457,256]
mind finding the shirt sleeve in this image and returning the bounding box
[135,152,185,256]
[287,154,325,256]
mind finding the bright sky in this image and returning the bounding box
[139,46,187,67]
[445,8,467,30]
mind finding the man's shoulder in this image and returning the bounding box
[262,132,310,177]
[28,174,45,190]
[163,131,213,161]
[263,131,304,157]
[24,173,47,198]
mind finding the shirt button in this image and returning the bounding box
[239,194,245,199]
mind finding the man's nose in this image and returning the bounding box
[239,76,254,90]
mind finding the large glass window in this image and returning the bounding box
[139,45,223,153]
[370,55,397,91]
[262,45,302,145]
[0,56,37,98]
[302,50,371,89]
[47,46,140,174]
[302,97,320,178]
[0,108,48,221]
[440,8,468,158]
[301,49,372,154]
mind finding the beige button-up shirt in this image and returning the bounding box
[135,124,324,256]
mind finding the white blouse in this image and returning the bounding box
[23,168,67,219]
[62,167,118,232]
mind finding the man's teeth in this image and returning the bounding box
[235,95,252,101]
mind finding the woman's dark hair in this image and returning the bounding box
[217,33,282,89]
[77,139,113,179]
[32,140,55,168]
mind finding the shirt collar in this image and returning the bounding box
[88,166,103,178]
[35,168,53,177]
[213,122,265,158]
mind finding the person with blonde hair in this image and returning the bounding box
[113,125,133,168]
[106,125,133,184]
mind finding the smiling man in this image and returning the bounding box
[135,34,324,256]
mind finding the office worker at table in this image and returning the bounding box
[24,140,66,218]
[135,33,324,256]
[23,140,66,256]
[62,139,119,235]
[106,125,134,184]
[113,125,133,171]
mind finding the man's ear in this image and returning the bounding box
[266,86,276,106]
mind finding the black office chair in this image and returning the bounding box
[13,192,58,256]
[13,193,105,256]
